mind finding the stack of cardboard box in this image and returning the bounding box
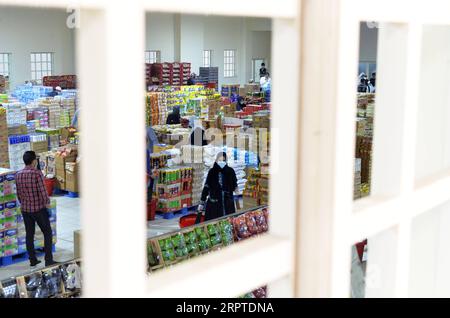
[54,145,78,191]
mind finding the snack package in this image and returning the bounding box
[232,215,251,240]
[26,273,45,298]
[219,219,234,245]
[60,262,82,292]
[254,210,268,233]
[245,212,258,235]
[172,233,189,258]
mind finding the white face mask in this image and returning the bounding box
[217,161,226,169]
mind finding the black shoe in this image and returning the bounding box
[30,260,42,267]
[45,260,60,267]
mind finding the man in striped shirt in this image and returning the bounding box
[16,151,57,267]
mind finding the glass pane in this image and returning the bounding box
[36,54,41,62]
[48,62,52,71]
[30,54,35,62]
[36,64,41,71]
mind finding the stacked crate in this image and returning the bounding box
[180,62,191,85]
[151,63,171,86]
[199,67,219,85]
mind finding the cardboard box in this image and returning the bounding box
[55,151,77,190]
[8,125,27,136]
[65,162,79,193]
[31,141,48,154]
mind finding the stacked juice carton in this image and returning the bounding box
[0,108,9,168]
[0,169,20,257]
[47,100,61,129]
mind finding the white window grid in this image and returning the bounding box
[30,52,53,81]
[6,0,449,298]
[0,53,11,77]
[145,50,160,63]
[202,50,212,67]
[223,49,236,77]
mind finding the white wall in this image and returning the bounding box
[0,7,75,89]
[359,22,378,62]
[145,13,175,62]
[408,25,450,297]
[145,13,272,87]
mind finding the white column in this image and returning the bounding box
[78,3,147,297]
[296,0,358,297]
[267,17,300,297]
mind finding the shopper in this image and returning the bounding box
[146,127,159,202]
[166,106,181,125]
[259,63,268,78]
[198,152,238,221]
[260,73,271,87]
[71,108,81,129]
[189,119,208,146]
[357,77,369,93]
[48,86,62,97]
[15,151,57,267]
[369,72,376,90]
[187,73,196,86]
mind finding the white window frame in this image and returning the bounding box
[30,52,54,82]
[0,53,11,77]
[145,50,161,64]
[223,49,236,78]
[6,0,450,298]
[202,49,212,67]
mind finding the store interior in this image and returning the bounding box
[0,7,378,298]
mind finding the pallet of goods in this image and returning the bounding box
[199,67,219,84]
[0,169,57,266]
[0,108,10,168]
[221,84,240,98]
[147,206,269,273]
[146,92,168,126]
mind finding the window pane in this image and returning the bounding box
[36,54,41,62]
[31,54,35,62]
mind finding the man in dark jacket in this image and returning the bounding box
[166,106,181,125]
[198,152,238,221]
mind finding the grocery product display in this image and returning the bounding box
[0,83,80,194]
[147,206,269,272]
[354,93,375,198]
[0,168,57,262]
[0,259,82,298]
